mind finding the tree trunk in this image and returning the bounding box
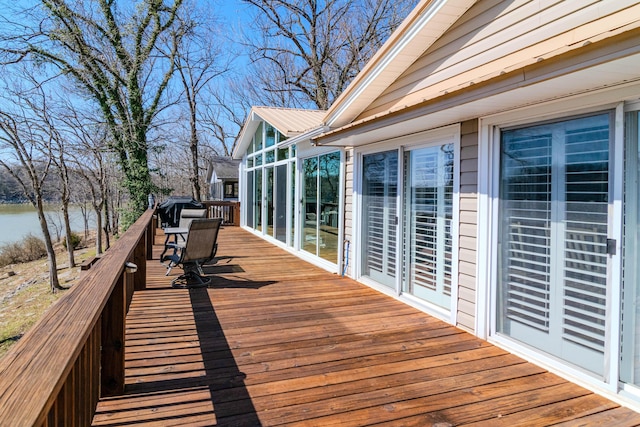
[95,205,103,255]
[35,197,62,291]
[61,202,76,268]
[189,102,201,201]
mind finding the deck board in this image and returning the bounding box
[92,226,640,426]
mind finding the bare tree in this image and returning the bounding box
[200,85,249,157]
[241,0,417,109]
[0,77,63,291]
[1,0,189,225]
[61,109,111,255]
[164,8,230,201]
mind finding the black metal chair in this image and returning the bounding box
[166,218,223,288]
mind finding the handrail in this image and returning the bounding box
[0,208,155,427]
[202,200,240,226]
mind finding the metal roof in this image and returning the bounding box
[232,107,326,159]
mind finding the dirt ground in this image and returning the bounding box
[0,244,96,358]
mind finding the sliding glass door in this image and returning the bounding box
[403,144,454,308]
[301,152,341,264]
[497,113,611,375]
[274,164,288,243]
[361,150,398,288]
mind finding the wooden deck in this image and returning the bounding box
[92,227,640,426]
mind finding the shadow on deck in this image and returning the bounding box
[92,227,640,426]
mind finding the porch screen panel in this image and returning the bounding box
[499,113,610,375]
[362,151,398,287]
[403,144,454,308]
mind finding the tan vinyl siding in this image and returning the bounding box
[457,119,478,332]
[357,0,640,121]
[343,148,354,277]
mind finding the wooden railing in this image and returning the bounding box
[202,200,240,226]
[0,208,155,427]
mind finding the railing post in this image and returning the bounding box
[234,202,241,226]
[134,237,147,291]
[101,272,126,397]
[146,217,155,260]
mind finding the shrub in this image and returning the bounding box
[0,234,47,267]
[23,234,47,260]
[61,232,82,250]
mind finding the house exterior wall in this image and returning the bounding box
[356,0,640,122]
[314,0,640,408]
[457,119,478,332]
[343,148,355,278]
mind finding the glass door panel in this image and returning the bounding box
[403,144,454,308]
[255,168,262,232]
[290,160,296,247]
[362,150,398,288]
[319,152,340,263]
[275,164,288,243]
[246,170,254,229]
[266,167,274,237]
[498,113,610,375]
[302,157,318,255]
[622,111,640,386]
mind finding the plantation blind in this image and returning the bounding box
[362,151,398,287]
[403,144,454,308]
[498,113,610,375]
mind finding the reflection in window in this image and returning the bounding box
[302,152,340,264]
[266,124,276,147]
[255,122,263,151]
[265,150,275,164]
[278,147,289,161]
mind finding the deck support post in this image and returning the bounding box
[100,273,126,397]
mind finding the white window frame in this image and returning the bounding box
[353,124,461,324]
[477,92,630,401]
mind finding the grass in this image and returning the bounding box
[0,244,96,358]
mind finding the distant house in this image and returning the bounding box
[234,0,640,411]
[207,157,240,201]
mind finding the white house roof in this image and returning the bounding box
[232,107,326,159]
[315,0,640,146]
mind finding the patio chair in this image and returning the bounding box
[160,208,208,262]
[178,208,207,228]
[165,218,223,288]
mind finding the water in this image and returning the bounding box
[0,204,96,246]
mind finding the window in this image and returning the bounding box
[265,150,275,164]
[224,182,238,198]
[266,124,276,147]
[255,122,263,151]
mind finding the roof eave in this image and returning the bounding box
[324,0,477,129]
